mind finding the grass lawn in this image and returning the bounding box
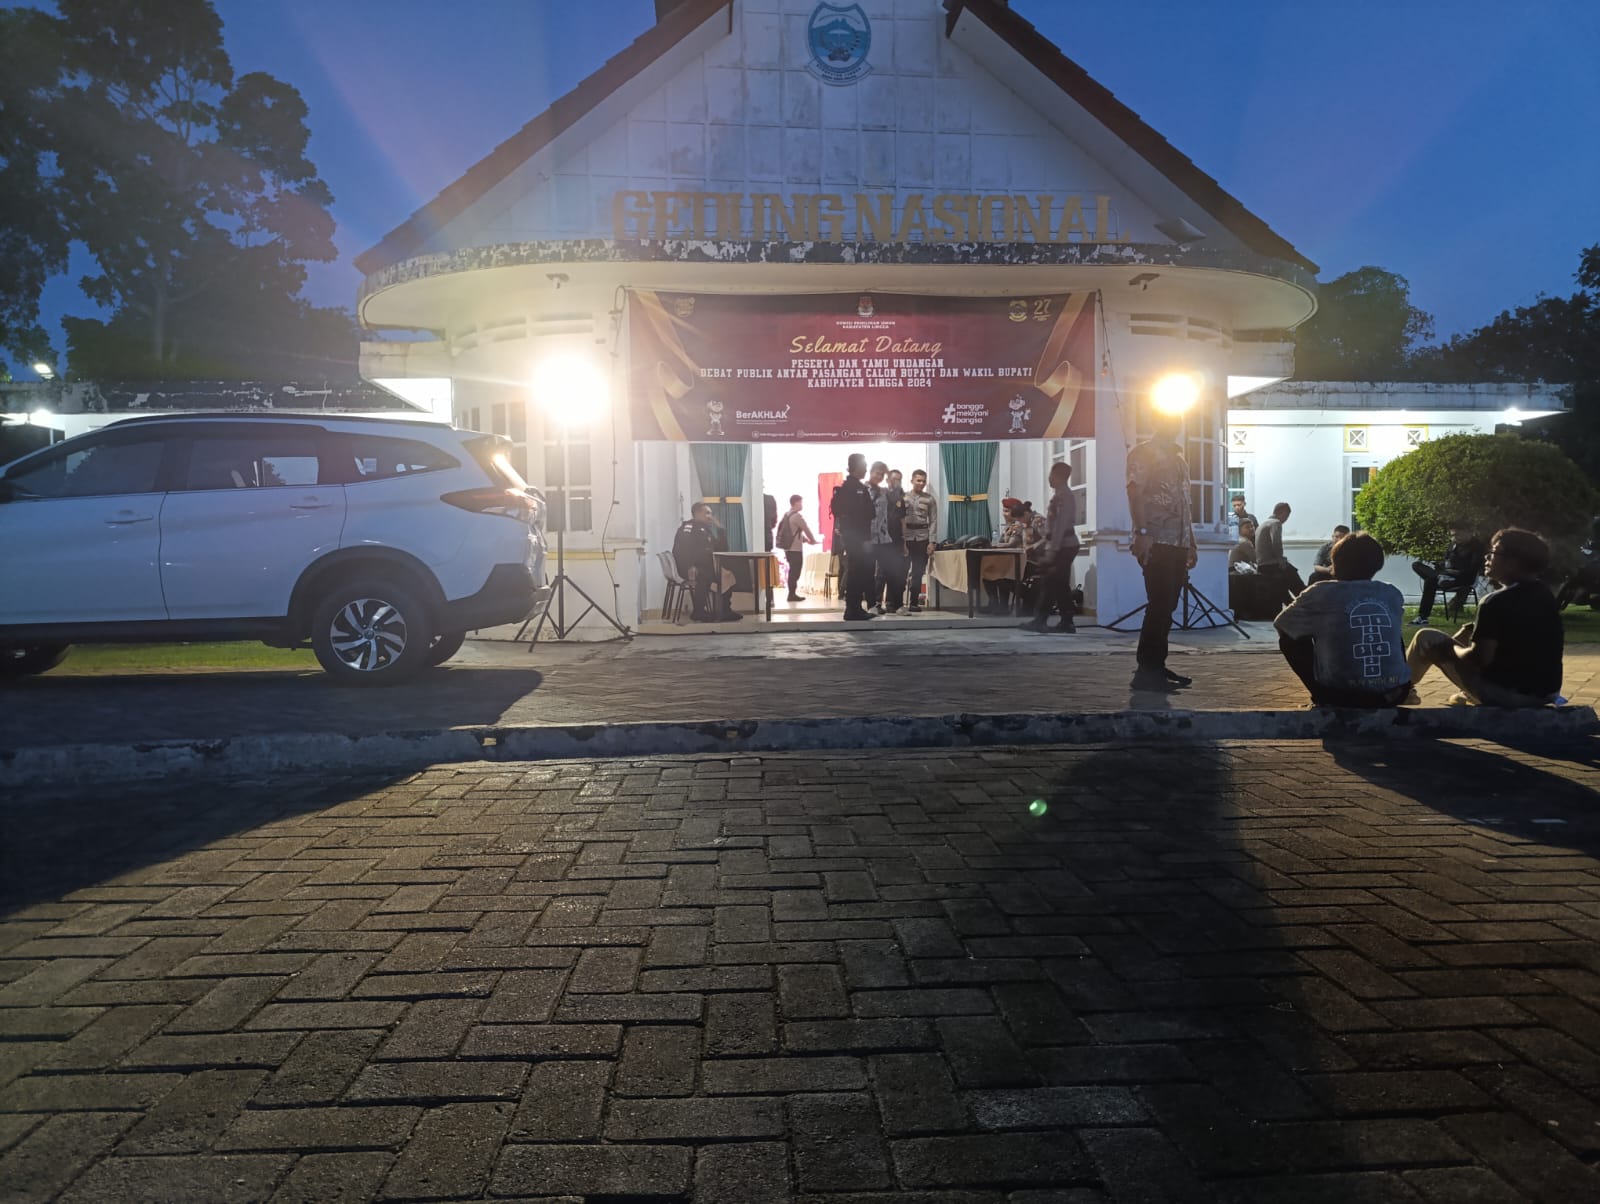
[50,642,319,673]
[1401,603,1600,644]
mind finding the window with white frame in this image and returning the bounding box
[1185,399,1222,528]
[1046,438,1090,526]
[491,400,530,482]
[1349,463,1375,530]
[542,424,593,533]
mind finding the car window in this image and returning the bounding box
[5,437,167,498]
[183,432,328,490]
[345,435,459,482]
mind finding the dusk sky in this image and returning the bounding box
[31,0,1600,371]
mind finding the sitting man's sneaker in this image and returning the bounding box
[1019,619,1049,633]
[1051,621,1077,634]
[1163,667,1192,687]
[1408,616,1429,625]
[1130,668,1177,691]
[907,604,923,613]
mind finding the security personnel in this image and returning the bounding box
[831,453,876,620]
[902,469,938,611]
[673,502,740,622]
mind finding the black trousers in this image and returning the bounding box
[686,563,716,619]
[905,540,930,605]
[1137,543,1188,670]
[1032,554,1074,623]
[1280,635,1409,707]
[841,536,874,613]
[875,542,907,610]
[1412,560,1469,619]
[785,550,804,598]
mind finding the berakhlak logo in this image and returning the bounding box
[807,3,872,86]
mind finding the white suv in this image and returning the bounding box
[0,413,546,684]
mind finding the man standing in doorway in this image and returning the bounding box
[1127,409,1199,690]
[776,494,817,602]
[876,468,909,613]
[866,461,895,614]
[1022,461,1080,633]
[832,453,876,621]
[902,469,938,612]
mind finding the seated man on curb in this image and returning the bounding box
[1274,532,1411,708]
[1405,527,1563,707]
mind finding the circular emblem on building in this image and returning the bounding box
[1008,300,1029,322]
[807,3,873,86]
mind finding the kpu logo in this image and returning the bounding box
[807,3,872,86]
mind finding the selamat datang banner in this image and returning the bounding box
[626,290,1096,442]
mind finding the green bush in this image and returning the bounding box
[1354,432,1598,562]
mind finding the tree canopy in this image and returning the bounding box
[0,8,70,378]
[1354,433,1598,564]
[2,0,355,381]
[1292,267,1435,381]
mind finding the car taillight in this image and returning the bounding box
[441,487,532,522]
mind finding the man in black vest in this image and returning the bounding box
[831,453,876,621]
[673,502,740,622]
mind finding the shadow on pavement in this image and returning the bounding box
[0,666,544,749]
[1325,736,1600,854]
[1023,743,1358,1194]
[0,769,421,915]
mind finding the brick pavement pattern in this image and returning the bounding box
[3,739,1600,1201]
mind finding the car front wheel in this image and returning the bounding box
[311,579,435,685]
[0,643,70,679]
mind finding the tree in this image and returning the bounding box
[1411,243,1600,485]
[0,8,70,378]
[1354,433,1597,565]
[47,0,345,379]
[1294,267,1435,381]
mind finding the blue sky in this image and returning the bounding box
[30,0,1600,370]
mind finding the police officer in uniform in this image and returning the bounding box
[673,502,741,622]
[831,453,876,621]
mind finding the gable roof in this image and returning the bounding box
[945,0,1317,273]
[357,0,1316,277]
[354,0,733,276]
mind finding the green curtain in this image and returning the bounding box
[690,443,749,552]
[941,442,997,541]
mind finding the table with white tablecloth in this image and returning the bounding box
[929,547,1027,617]
[797,550,838,598]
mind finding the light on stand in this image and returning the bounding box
[519,352,630,645]
[1150,371,1200,416]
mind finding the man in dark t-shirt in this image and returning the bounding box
[1404,527,1563,706]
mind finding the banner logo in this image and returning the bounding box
[807,3,872,85]
[857,295,875,318]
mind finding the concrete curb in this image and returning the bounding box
[3,705,1595,789]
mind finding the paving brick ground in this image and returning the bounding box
[4,738,1600,1201]
[5,627,1598,749]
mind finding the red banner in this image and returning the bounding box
[627,291,1096,442]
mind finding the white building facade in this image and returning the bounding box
[356,0,1321,635]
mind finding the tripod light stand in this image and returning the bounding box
[516,353,631,646]
[1104,370,1249,639]
[1104,569,1249,638]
